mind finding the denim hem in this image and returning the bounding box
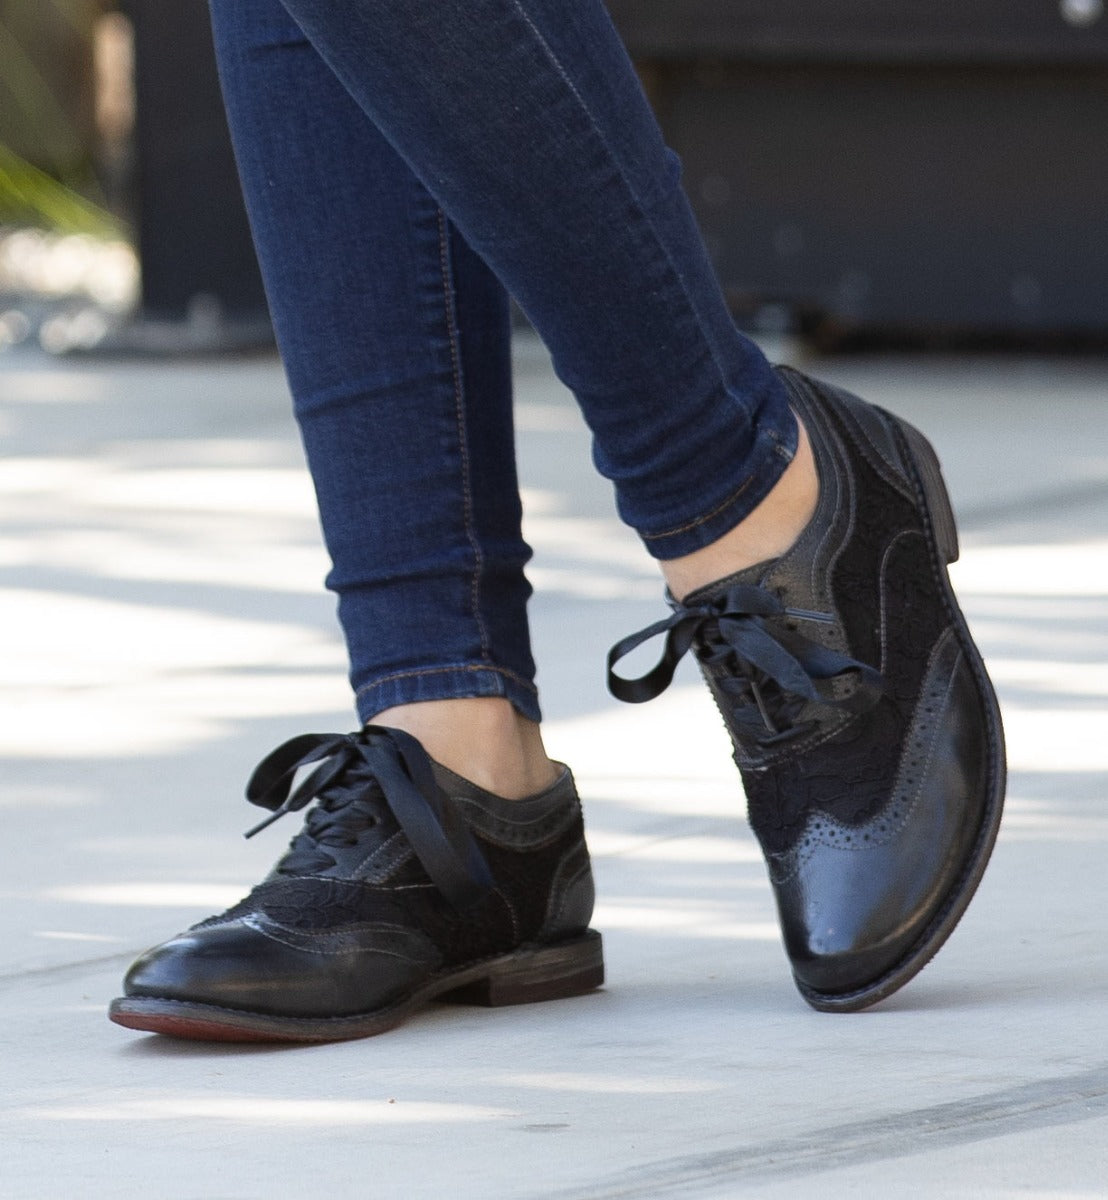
[355,664,542,725]
[639,426,797,560]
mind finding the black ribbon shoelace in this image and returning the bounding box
[242,726,493,911]
[607,583,882,744]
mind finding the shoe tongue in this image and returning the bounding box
[274,767,388,875]
[681,556,779,607]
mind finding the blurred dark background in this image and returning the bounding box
[1,0,268,352]
[609,0,1108,346]
[3,0,1107,353]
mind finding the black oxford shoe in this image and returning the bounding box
[110,727,603,1041]
[609,366,1005,1012]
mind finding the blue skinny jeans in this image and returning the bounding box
[208,0,797,724]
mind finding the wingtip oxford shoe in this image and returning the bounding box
[609,366,1005,1012]
[110,727,603,1042]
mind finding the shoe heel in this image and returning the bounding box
[896,418,960,565]
[441,930,604,1008]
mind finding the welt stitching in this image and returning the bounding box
[876,529,920,676]
[353,830,410,879]
[889,421,959,628]
[545,857,589,927]
[252,927,418,961]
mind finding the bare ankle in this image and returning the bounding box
[661,414,818,602]
[370,697,559,800]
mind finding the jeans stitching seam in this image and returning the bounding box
[437,208,491,661]
[641,428,794,541]
[641,474,756,540]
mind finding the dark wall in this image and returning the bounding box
[129,0,269,327]
[608,1,1108,336]
[125,0,1108,338]
[608,0,1108,62]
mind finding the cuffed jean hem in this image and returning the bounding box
[637,419,798,560]
[355,664,542,726]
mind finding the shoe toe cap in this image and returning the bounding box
[771,640,995,1006]
[124,924,277,1011]
[786,919,922,999]
[124,919,439,1018]
[775,801,980,1004]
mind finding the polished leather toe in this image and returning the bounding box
[607,367,1005,1012]
[112,731,603,1042]
[769,633,990,998]
[124,917,442,1019]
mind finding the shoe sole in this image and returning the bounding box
[789,382,1007,1013]
[108,929,604,1043]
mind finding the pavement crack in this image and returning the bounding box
[0,950,136,992]
[541,1064,1108,1197]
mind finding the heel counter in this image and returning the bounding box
[539,842,595,940]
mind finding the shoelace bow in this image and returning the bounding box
[242,726,493,910]
[607,583,882,745]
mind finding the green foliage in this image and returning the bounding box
[0,143,120,237]
[0,0,123,235]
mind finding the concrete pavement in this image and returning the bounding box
[2,336,1107,1198]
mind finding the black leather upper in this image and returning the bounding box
[610,366,1004,1004]
[123,732,595,1019]
[700,367,1002,998]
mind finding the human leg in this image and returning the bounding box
[110,0,606,1043]
[209,0,809,777]
[219,0,1001,1012]
[207,0,558,795]
[259,0,800,556]
[111,0,1002,1040]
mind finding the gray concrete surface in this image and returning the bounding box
[2,336,1107,1198]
